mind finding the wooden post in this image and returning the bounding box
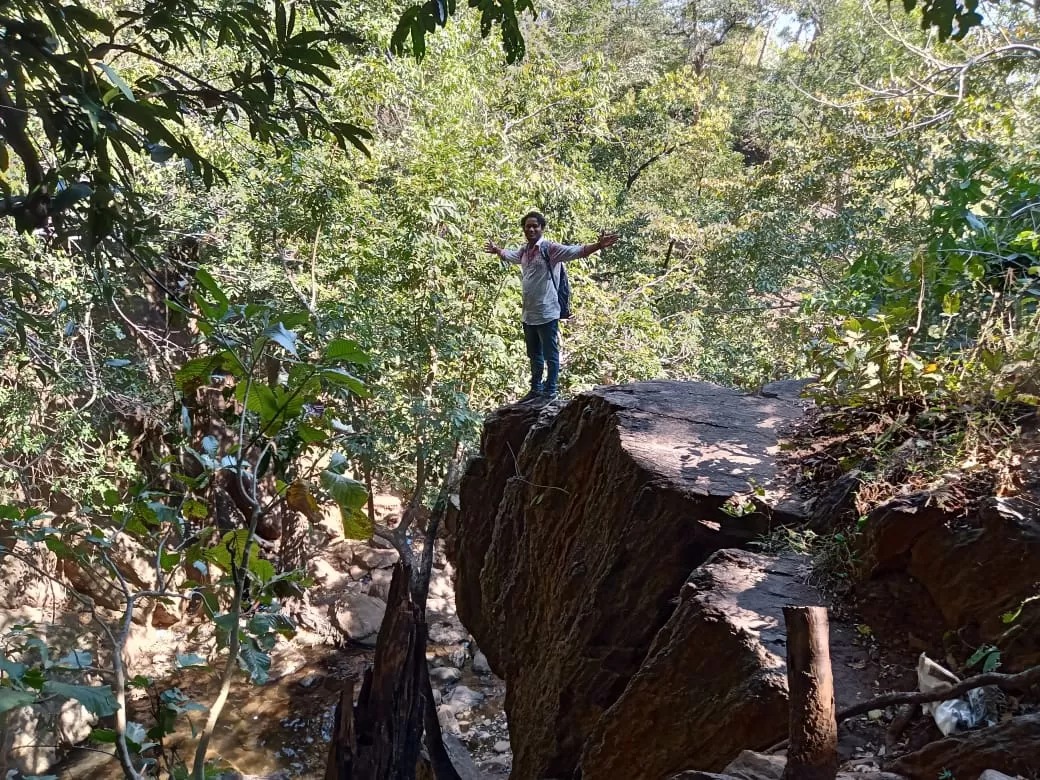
[782,606,838,780]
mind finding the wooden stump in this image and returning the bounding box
[324,563,447,780]
[782,606,838,780]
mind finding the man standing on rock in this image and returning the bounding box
[485,211,618,402]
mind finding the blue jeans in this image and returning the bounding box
[523,320,560,393]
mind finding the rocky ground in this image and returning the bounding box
[37,492,513,779]
[10,381,1040,780]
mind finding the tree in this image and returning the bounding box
[0,0,531,239]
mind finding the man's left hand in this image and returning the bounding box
[598,232,619,249]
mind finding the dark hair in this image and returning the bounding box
[520,210,546,228]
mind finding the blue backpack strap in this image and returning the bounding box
[542,244,558,293]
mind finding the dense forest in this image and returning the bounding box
[1,0,1039,777]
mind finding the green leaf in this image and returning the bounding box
[0,655,27,681]
[297,423,327,444]
[195,268,230,309]
[176,653,208,668]
[238,641,270,684]
[265,323,299,357]
[982,650,1002,673]
[43,681,119,717]
[0,688,36,714]
[235,382,283,432]
[55,649,93,670]
[325,338,370,365]
[343,506,374,541]
[175,355,226,393]
[125,720,151,752]
[202,530,253,575]
[320,470,369,513]
[51,183,93,213]
[322,368,370,397]
[95,62,135,102]
[149,144,175,163]
[325,452,349,475]
[21,668,46,690]
[181,497,208,521]
[249,557,276,584]
[90,727,118,744]
[62,4,115,35]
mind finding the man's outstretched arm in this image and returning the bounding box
[485,240,520,264]
[550,232,620,263]
[579,232,619,258]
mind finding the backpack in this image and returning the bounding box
[541,245,573,319]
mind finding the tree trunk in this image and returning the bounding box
[782,606,838,780]
[325,563,427,779]
[324,682,357,780]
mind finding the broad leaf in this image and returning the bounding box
[286,479,322,522]
[265,323,299,357]
[320,470,369,513]
[238,641,271,684]
[325,338,371,365]
[0,688,36,714]
[55,650,93,670]
[174,354,227,393]
[322,368,370,397]
[343,506,375,541]
[43,681,119,717]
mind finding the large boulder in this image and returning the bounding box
[856,490,1040,668]
[666,751,907,780]
[888,714,1040,779]
[3,697,96,776]
[331,592,386,646]
[454,400,545,646]
[456,381,809,779]
[581,550,875,779]
[580,551,794,779]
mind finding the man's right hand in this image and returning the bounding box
[484,240,502,257]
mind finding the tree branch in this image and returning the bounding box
[768,662,1040,754]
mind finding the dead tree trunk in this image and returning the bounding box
[325,563,427,779]
[782,606,838,780]
[324,682,357,780]
[325,460,463,780]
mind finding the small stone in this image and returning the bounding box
[437,704,459,735]
[348,565,365,580]
[867,709,884,721]
[448,685,485,716]
[298,674,323,689]
[472,650,492,676]
[494,740,510,753]
[428,621,468,644]
[352,545,400,569]
[447,646,467,668]
[430,666,462,685]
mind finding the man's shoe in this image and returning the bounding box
[543,390,559,402]
[518,389,543,403]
